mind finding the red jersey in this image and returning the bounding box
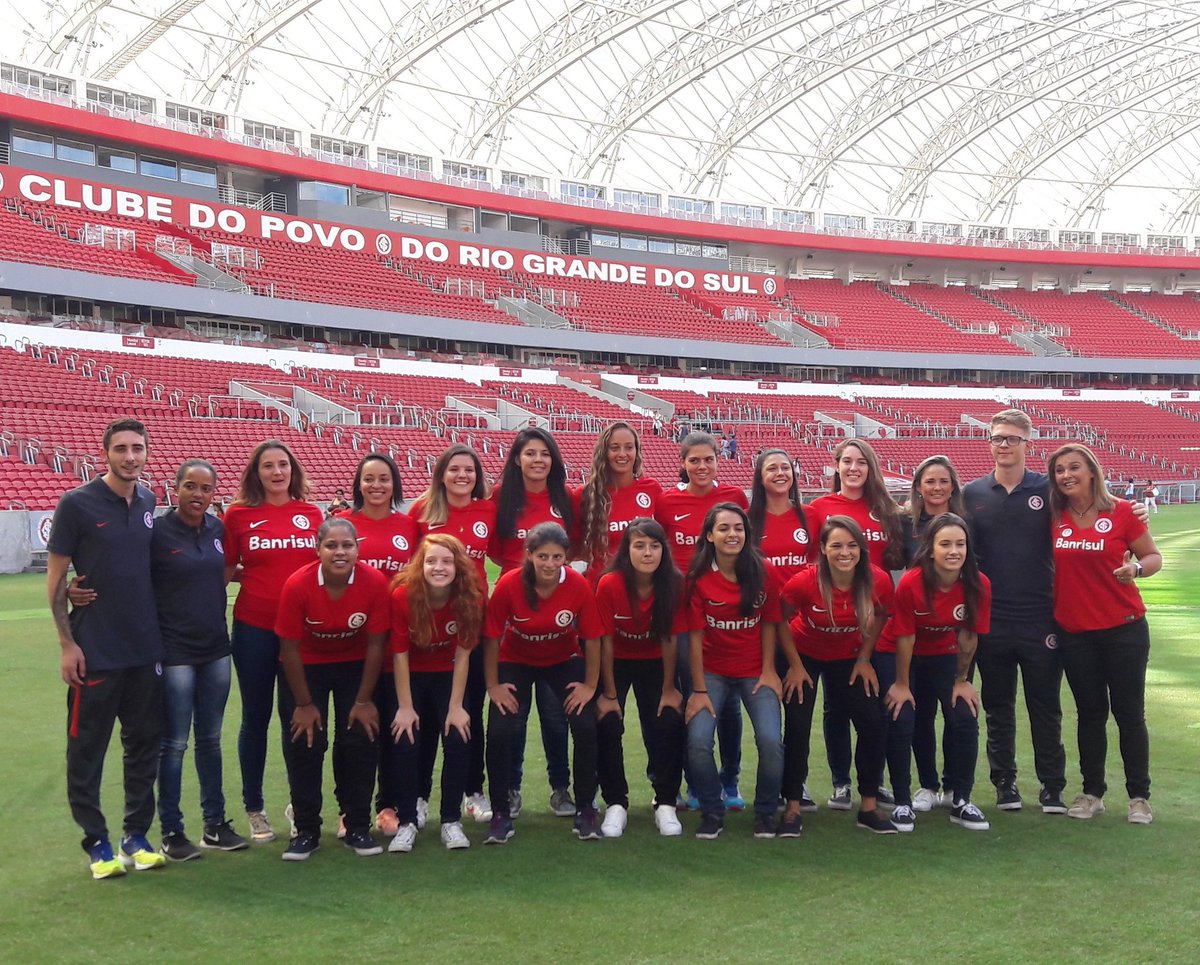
[488,485,578,574]
[572,476,663,577]
[655,482,749,573]
[807,493,891,570]
[224,500,324,630]
[877,567,992,656]
[275,561,390,664]
[410,496,496,590]
[390,583,479,674]
[594,570,686,660]
[1052,499,1148,633]
[345,510,418,577]
[687,565,781,679]
[758,508,815,586]
[484,567,603,667]
[781,564,894,661]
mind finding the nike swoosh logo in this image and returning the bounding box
[85,678,107,686]
[95,522,108,528]
[613,615,632,620]
[709,601,728,607]
[357,537,366,542]
[673,514,690,522]
[249,520,268,529]
[304,618,322,625]
[811,607,826,613]
[170,549,183,555]
[512,616,531,622]
[915,611,933,616]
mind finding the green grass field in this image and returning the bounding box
[3,507,1199,964]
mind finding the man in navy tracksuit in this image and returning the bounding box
[48,417,166,878]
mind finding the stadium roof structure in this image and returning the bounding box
[5,0,1200,234]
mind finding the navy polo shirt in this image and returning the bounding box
[962,470,1053,624]
[47,476,163,671]
[151,510,232,666]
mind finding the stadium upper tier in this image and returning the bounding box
[6,187,1200,360]
[2,331,1197,511]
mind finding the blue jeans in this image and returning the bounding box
[158,656,233,834]
[686,673,782,819]
[677,633,743,790]
[230,621,282,813]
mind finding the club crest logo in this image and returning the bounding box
[214,538,223,554]
[393,534,410,551]
[794,527,810,544]
[953,604,966,621]
[144,512,154,528]
[348,612,367,629]
[1028,495,1044,510]
[472,521,489,539]
[1045,633,1058,650]
[1061,527,1073,538]
[1095,517,1113,534]
[445,621,458,637]
[636,492,652,509]
[293,514,312,530]
[555,609,574,627]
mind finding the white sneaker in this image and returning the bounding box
[1128,798,1153,825]
[1067,793,1105,820]
[912,788,940,813]
[654,804,683,836]
[440,821,471,849]
[600,804,628,838]
[284,803,297,837]
[416,798,429,830]
[463,793,493,823]
[388,823,418,853]
[246,810,276,843]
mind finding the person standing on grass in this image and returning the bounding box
[490,427,579,819]
[387,534,486,852]
[340,452,419,839]
[152,461,249,860]
[964,410,1076,816]
[593,518,688,838]
[684,503,784,840]
[1143,480,1159,515]
[275,517,390,860]
[778,517,897,837]
[482,522,603,845]
[411,444,497,825]
[47,417,167,879]
[806,438,904,814]
[223,440,323,844]
[1047,445,1162,825]
[656,431,748,811]
[902,455,967,813]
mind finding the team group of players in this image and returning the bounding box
[48,407,1161,876]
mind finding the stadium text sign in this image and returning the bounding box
[0,168,772,294]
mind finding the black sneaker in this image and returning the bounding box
[856,809,898,834]
[695,814,724,840]
[996,782,1023,811]
[752,814,777,838]
[160,831,202,862]
[777,813,803,838]
[1039,788,1068,815]
[798,785,819,813]
[950,799,991,831]
[200,821,250,851]
[876,786,896,809]
[281,832,320,861]
[573,807,602,841]
[484,815,515,845]
[890,805,916,833]
[343,828,383,856]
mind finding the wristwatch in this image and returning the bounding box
[1134,561,1144,579]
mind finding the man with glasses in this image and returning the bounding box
[963,409,1068,815]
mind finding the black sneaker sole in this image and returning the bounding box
[161,848,202,861]
[199,839,250,851]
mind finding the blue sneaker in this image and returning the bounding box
[119,833,166,871]
[724,785,746,812]
[676,789,700,811]
[88,838,126,880]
